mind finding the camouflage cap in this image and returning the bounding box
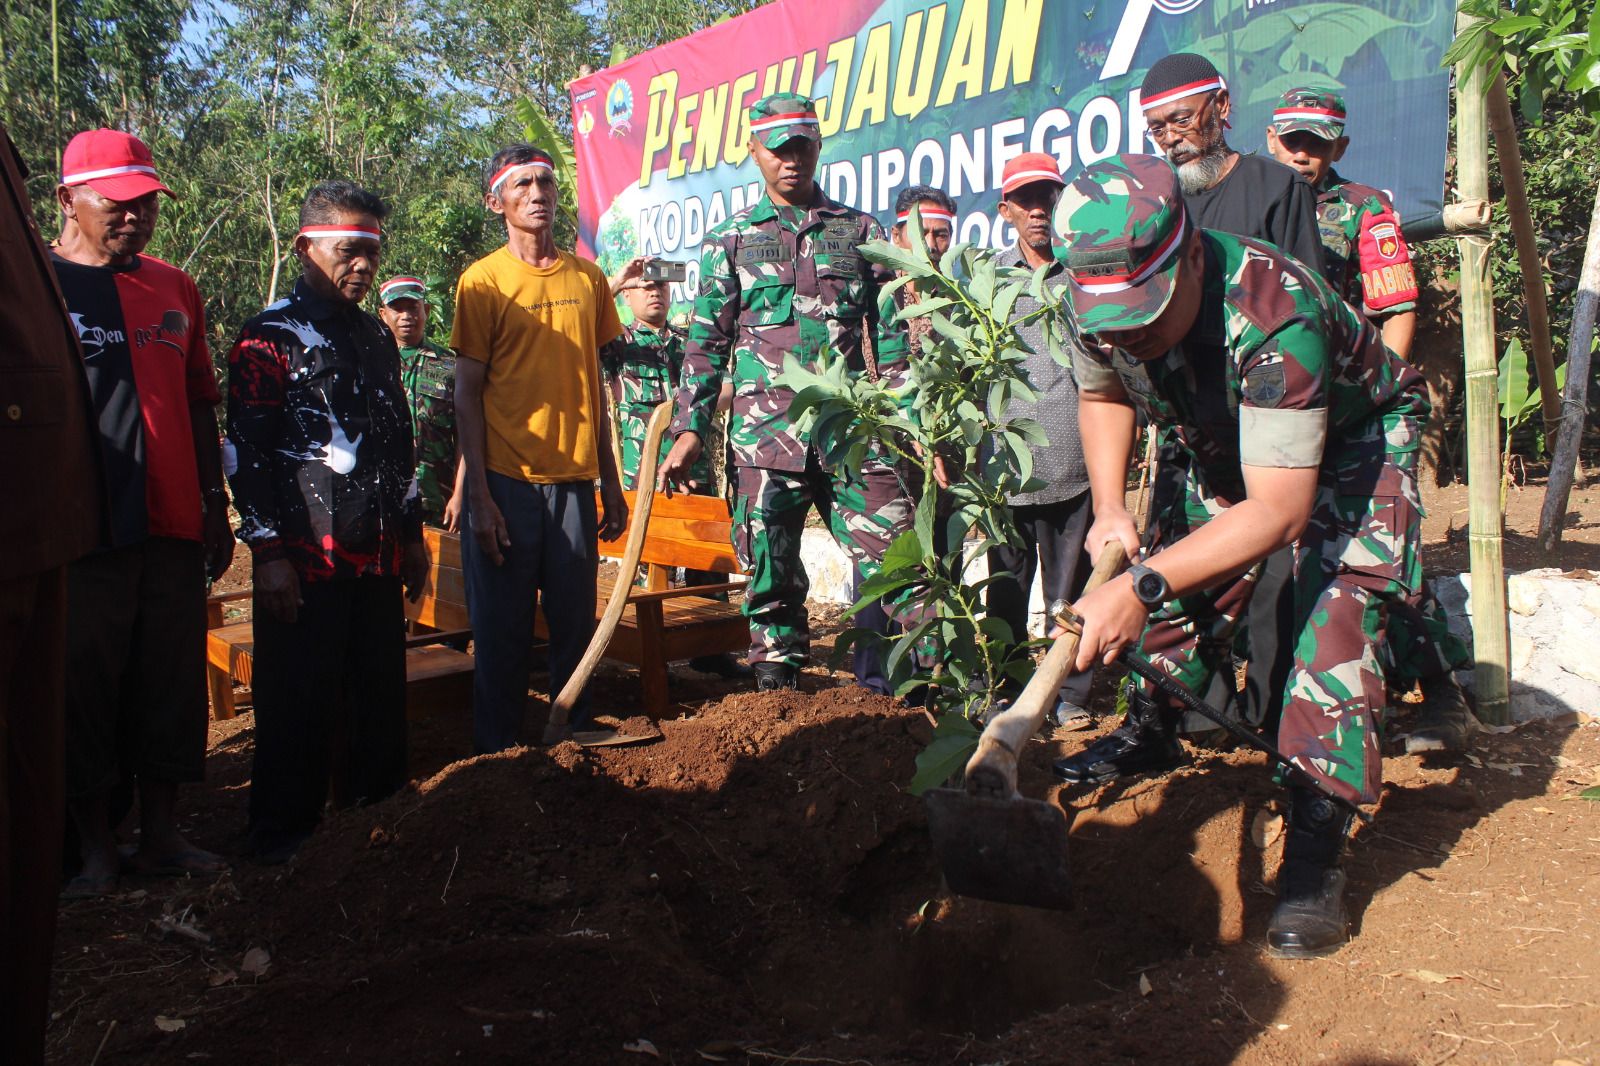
[1053,154,1191,333]
[379,275,426,305]
[1271,87,1346,140]
[749,92,821,149]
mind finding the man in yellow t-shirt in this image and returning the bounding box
[452,144,627,753]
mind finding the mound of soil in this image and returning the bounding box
[48,677,1600,1065]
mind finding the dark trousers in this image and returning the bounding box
[1242,544,1297,732]
[249,576,407,844]
[850,565,896,695]
[0,568,66,1066]
[64,538,208,798]
[463,474,598,753]
[985,491,1096,708]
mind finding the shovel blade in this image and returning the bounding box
[923,787,1073,911]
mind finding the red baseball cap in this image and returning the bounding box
[60,129,175,201]
[1000,152,1065,198]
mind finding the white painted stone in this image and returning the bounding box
[799,528,1047,628]
[1437,568,1600,722]
[1506,573,1543,616]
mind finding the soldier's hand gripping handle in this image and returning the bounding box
[655,431,704,498]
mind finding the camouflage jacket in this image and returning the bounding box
[400,343,456,523]
[1073,231,1429,503]
[671,186,908,472]
[1315,169,1418,320]
[602,322,684,414]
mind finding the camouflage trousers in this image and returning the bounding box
[617,404,710,492]
[733,452,915,665]
[1385,577,1473,686]
[1136,458,1423,806]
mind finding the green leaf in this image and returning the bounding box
[1578,785,1600,801]
[908,713,982,795]
[1490,15,1545,35]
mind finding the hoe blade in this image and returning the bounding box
[923,787,1073,911]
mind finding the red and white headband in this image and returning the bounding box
[1140,76,1226,113]
[489,157,554,195]
[380,276,425,298]
[1068,211,1187,294]
[750,111,820,133]
[1272,106,1346,124]
[61,162,160,185]
[897,206,955,224]
[299,224,382,242]
[1001,169,1064,195]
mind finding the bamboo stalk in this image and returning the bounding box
[1537,184,1600,554]
[1455,27,1510,726]
[1487,74,1560,438]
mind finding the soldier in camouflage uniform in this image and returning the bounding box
[1049,154,1429,958]
[601,264,711,490]
[605,261,747,679]
[1268,89,1476,754]
[658,92,915,691]
[379,276,460,527]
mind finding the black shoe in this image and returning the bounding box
[1051,692,1184,784]
[1404,675,1474,754]
[689,654,754,680]
[1267,787,1353,959]
[753,662,798,692]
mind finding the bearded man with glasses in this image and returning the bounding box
[1082,51,1327,755]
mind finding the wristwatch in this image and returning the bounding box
[1127,562,1171,608]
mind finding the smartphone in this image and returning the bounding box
[643,260,688,283]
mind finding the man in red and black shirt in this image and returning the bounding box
[50,129,234,895]
[225,180,426,863]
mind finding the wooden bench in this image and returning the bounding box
[204,536,475,720]
[424,488,747,719]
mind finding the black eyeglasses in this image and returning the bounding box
[1146,92,1218,140]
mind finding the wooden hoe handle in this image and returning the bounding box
[962,541,1128,798]
[546,401,673,736]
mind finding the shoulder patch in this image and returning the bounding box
[1243,363,1287,408]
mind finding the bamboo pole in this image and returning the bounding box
[1537,186,1600,554]
[1455,30,1511,726]
[1487,74,1560,439]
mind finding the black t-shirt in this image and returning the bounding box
[1184,152,1324,276]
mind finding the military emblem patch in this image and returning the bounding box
[1370,221,1400,260]
[1243,364,1287,408]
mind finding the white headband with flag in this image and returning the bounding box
[62,163,160,186]
[299,225,382,242]
[898,206,955,224]
[1272,107,1346,124]
[1140,76,1226,113]
[489,157,554,195]
[1068,211,1187,294]
[749,111,820,134]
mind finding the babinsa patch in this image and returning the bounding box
[1243,364,1287,407]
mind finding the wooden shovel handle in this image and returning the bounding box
[963,541,1128,798]
[547,401,673,732]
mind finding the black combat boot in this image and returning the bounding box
[1051,691,1185,784]
[1404,673,1475,754]
[689,653,754,680]
[753,662,798,692]
[1267,786,1354,958]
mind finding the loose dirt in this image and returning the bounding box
[48,473,1600,1065]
